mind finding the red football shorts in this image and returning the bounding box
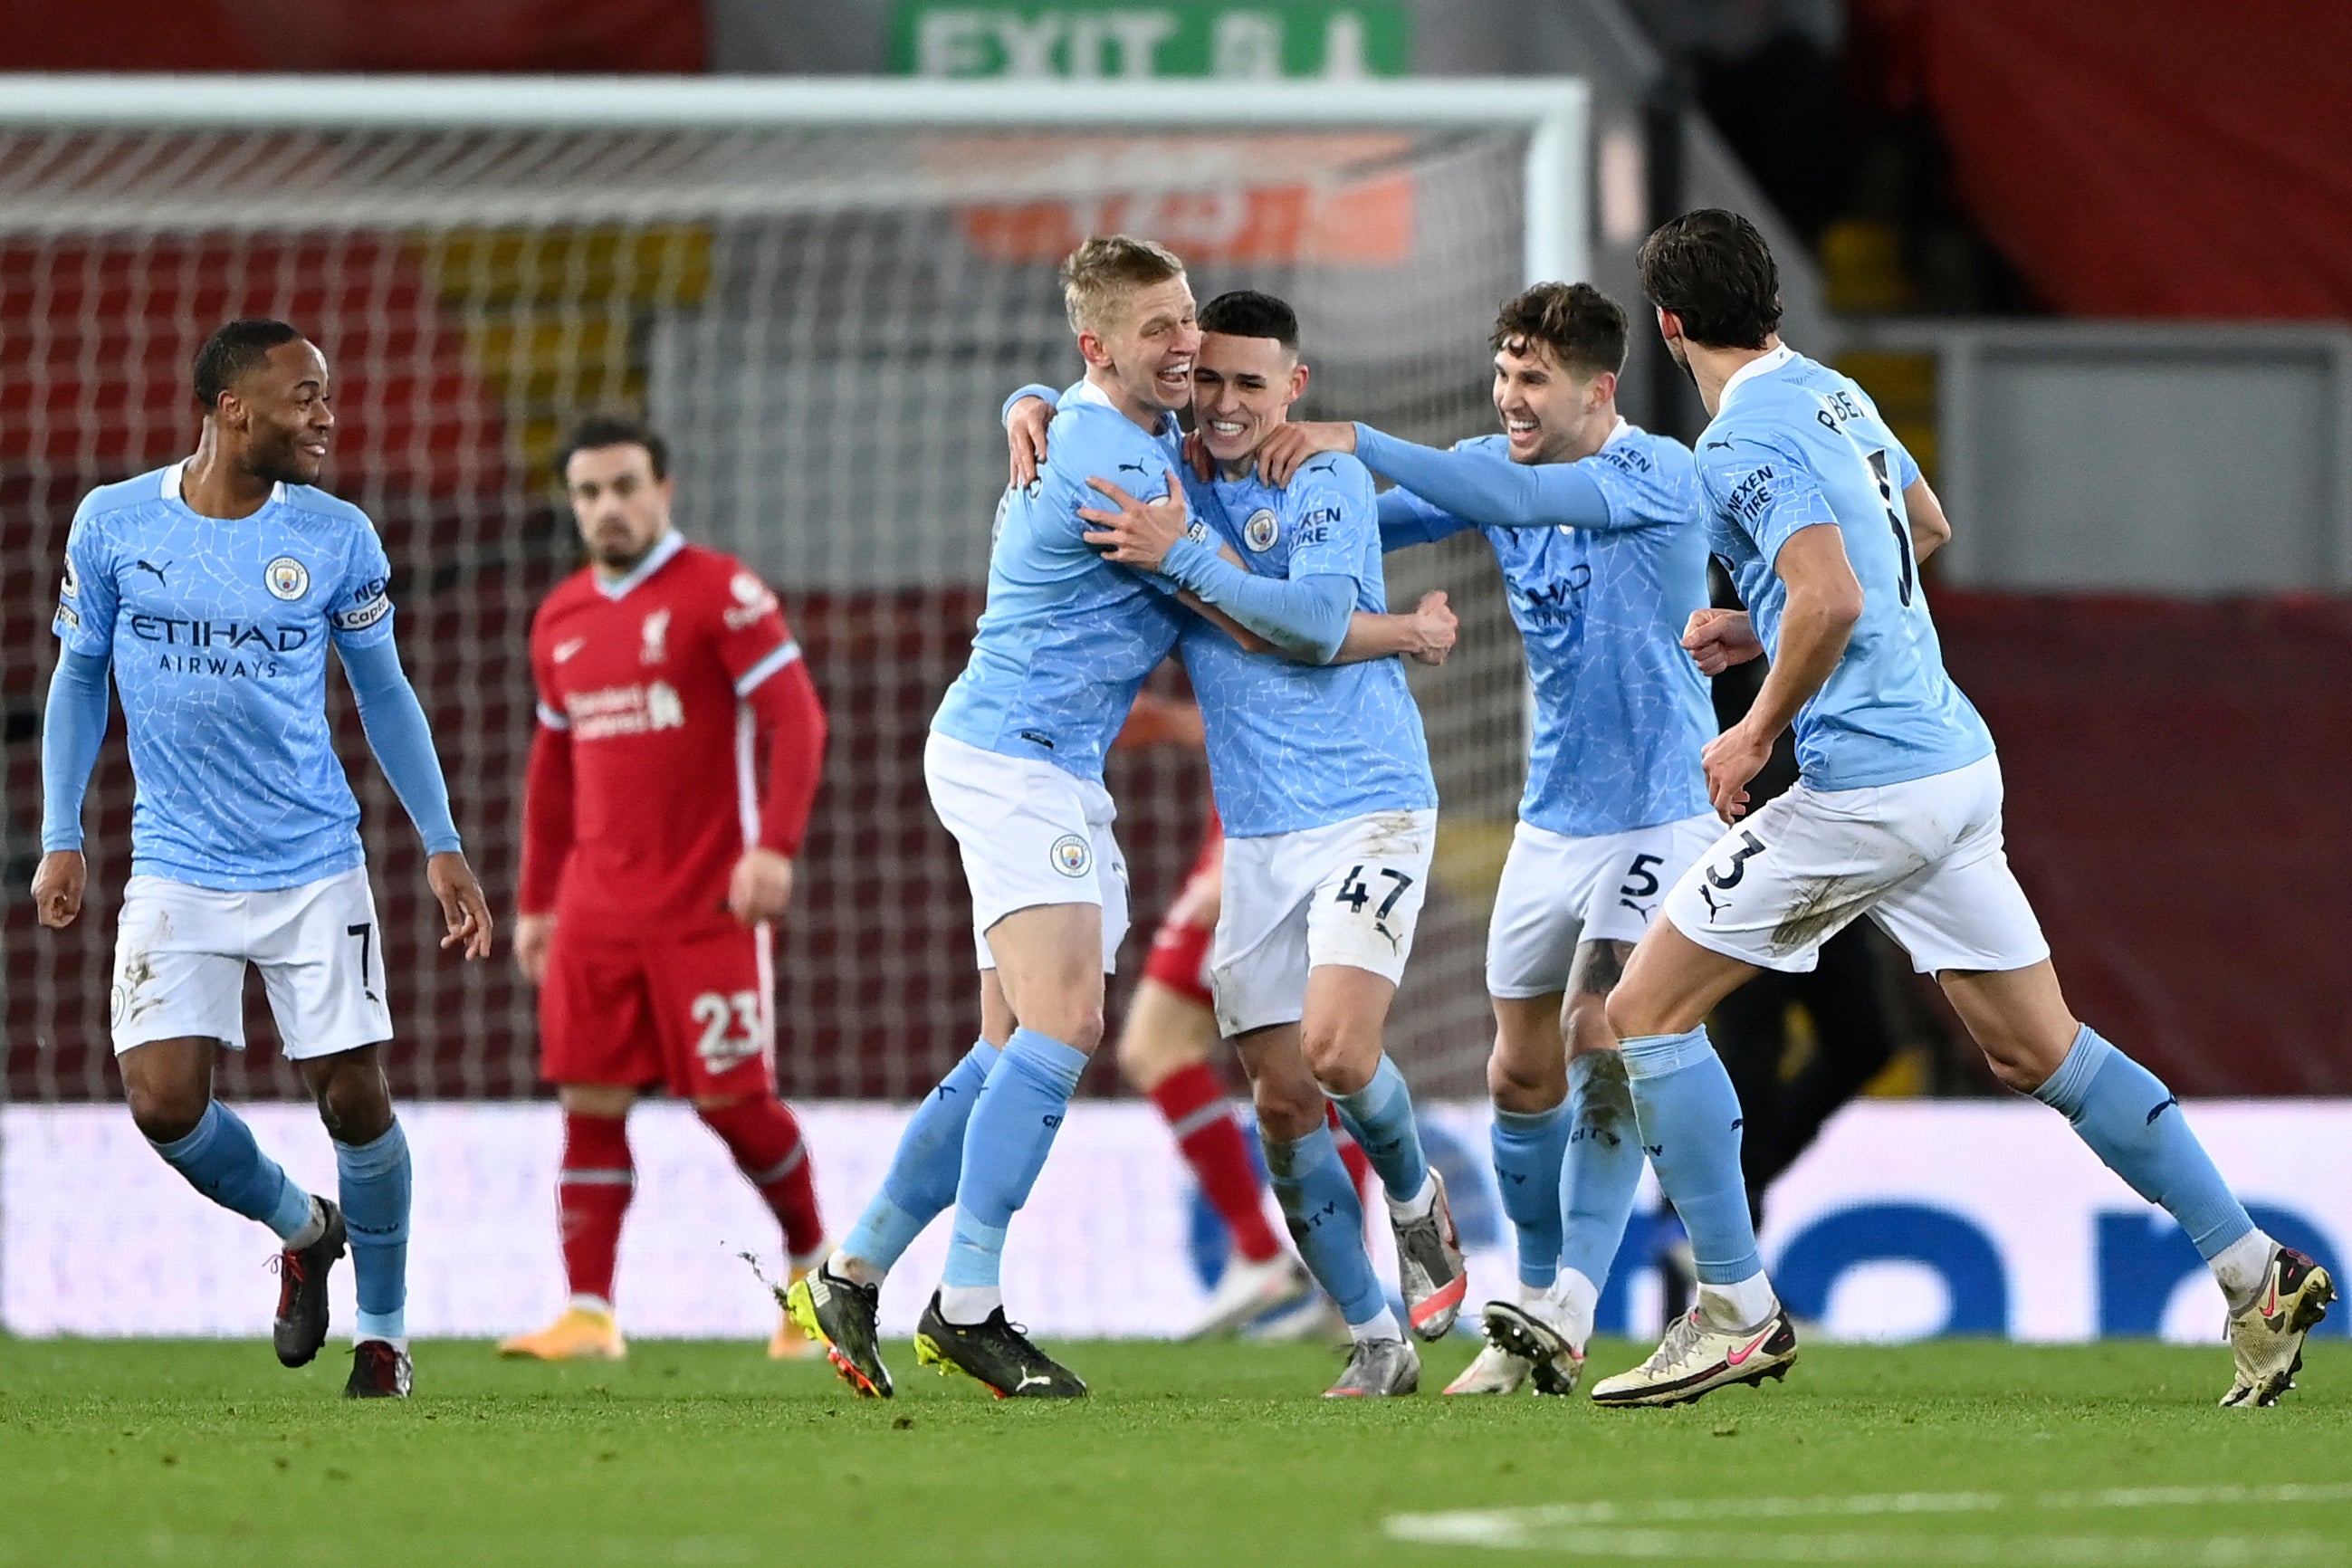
[1142,809,1224,1009]
[540,921,776,1097]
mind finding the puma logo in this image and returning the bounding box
[1644,1143,1664,1158]
[1015,1371,1053,1392]
[133,558,170,584]
[2146,1096,2178,1125]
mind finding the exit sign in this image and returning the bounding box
[891,3,1410,79]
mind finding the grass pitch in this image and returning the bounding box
[1,1335,2346,1567]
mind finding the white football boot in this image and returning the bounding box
[1590,1305,1797,1409]
[2220,1246,2334,1410]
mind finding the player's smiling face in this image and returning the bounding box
[229,339,336,486]
[1193,331,1307,473]
[1493,339,1604,465]
[1090,276,1201,417]
[565,443,674,575]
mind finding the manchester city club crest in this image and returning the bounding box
[1049,833,1093,878]
[1243,508,1280,552]
[264,556,310,600]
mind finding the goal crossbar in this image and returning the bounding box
[0,73,1588,284]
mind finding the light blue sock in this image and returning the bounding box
[1265,1123,1387,1329]
[337,1122,411,1343]
[1332,1055,1429,1205]
[1490,1101,1571,1290]
[843,1040,997,1272]
[150,1102,314,1241]
[942,1028,1087,1290]
[2033,1025,2253,1259]
[1560,1049,1647,1290]
[1620,1028,1762,1286]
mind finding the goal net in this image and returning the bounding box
[0,78,1585,1106]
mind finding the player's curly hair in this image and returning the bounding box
[1060,234,1186,338]
[1489,282,1626,378]
[1637,209,1783,351]
[556,412,670,482]
[192,318,305,410]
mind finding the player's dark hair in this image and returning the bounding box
[1198,290,1299,353]
[192,318,306,410]
[556,412,670,483]
[1489,282,1626,377]
[1636,208,1783,350]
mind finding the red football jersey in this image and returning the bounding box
[526,534,808,936]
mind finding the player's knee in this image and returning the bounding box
[126,1081,208,1144]
[1248,1076,1323,1143]
[1298,1026,1373,1095]
[1035,1007,1104,1056]
[1486,1042,1561,1107]
[1602,988,1669,1043]
[1975,1030,2065,1095]
[310,1063,393,1144]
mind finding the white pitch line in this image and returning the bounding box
[1384,1482,2352,1562]
[1380,1525,2344,1565]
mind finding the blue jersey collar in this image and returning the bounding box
[1716,343,1797,412]
[1069,375,1174,437]
[595,529,685,600]
[160,459,286,512]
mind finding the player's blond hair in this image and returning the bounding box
[1059,234,1186,338]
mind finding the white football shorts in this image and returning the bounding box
[1212,808,1437,1037]
[1485,813,1721,999]
[923,731,1130,974]
[1662,752,2050,976]
[110,866,394,1059]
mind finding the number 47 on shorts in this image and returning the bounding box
[1334,864,1415,921]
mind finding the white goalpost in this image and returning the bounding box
[0,74,1589,1107]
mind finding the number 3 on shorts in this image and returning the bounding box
[1334,864,1416,921]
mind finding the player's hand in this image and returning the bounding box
[1079,470,1191,570]
[1405,590,1457,665]
[1007,397,1053,489]
[1682,607,1764,675]
[1701,722,1774,823]
[1257,421,1356,487]
[1181,427,1214,483]
[728,846,795,927]
[513,913,556,987]
[31,850,85,930]
[427,850,494,961]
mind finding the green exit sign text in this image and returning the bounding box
[892,3,1409,79]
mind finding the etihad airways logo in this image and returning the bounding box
[566,681,684,740]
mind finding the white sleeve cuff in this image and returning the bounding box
[733,639,802,697]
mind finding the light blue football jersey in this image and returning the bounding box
[1181,452,1435,837]
[1697,346,1993,790]
[1383,425,1715,837]
[933,379,1190,783]
[53,462,401,890]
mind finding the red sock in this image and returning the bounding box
[1151,1063,1283,1264]
[1325,1102,1376,1207]
[559,1113,633,1307]
[700,1097,826,1264]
